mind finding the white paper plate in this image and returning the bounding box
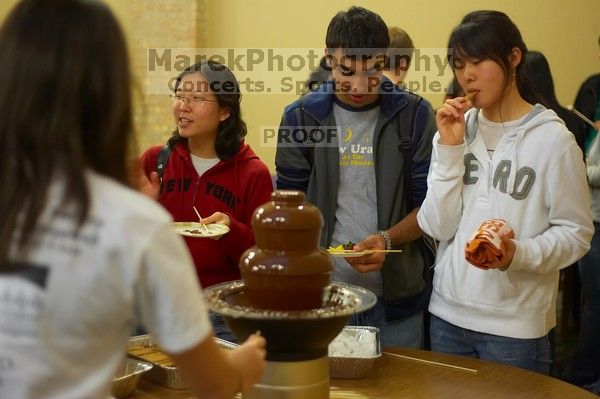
[327,249,374,258]
[172,222,230,238]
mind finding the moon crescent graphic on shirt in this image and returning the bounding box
[343,128,353,142]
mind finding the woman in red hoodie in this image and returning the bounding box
[140,61,273,341]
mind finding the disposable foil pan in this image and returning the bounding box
[215,337,239,350]
[111,358,153,399]
[328,326,381,379]
[127,334,187,390]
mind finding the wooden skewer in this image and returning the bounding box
[328,249,403,254]
[192,206,210,235]
[570,106,599,131]
[382,351,478,374]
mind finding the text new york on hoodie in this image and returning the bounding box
[141,142,273,288]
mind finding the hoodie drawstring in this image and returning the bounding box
[234,157,239,220]
[506,128,526,195]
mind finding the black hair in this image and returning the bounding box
[523,50,587,150]
[167,61,247,160]
[325,6,389,53]
[522,51,556,108]
[448,10,543,106]
[0,0,132,266]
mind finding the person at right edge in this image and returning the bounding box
[275,6,436,348]
[572,35,600,152]
[417,10,593,374]
[564,34,600,393]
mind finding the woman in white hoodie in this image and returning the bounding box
[417,10,593,375]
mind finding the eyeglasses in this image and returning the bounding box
[169,94,218,106]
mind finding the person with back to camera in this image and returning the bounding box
[564,35,600,393]
[139,61,273,343]
[0,1,265,398]
[275,6,437,348]
[383,26,414,88]
[417,10,593,374]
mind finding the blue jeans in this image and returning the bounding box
[567,223,600,386]
[349,297,423,348]
[209,311,239,344]
[430,314,552,374]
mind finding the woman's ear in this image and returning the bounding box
[219,106,230,122]
[509,47,522,69]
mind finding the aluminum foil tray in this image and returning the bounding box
[111,357,152,398]
[127,334,187,390]
[328,326,381,379]
[215,337,239,350]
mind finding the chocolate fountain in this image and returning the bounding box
[204,190,376,399]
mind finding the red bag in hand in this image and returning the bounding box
[465,219,515,269]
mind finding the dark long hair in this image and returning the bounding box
[0,0,132,265]
[523,50,586,150]
[167,61,247,160]
[448,10,545,107]
[522,51,559,107]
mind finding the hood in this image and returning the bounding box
[465,104,565,195]
[228,142,260,163]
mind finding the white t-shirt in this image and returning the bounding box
[191,154,219,176]
[0,171,212,399]
[478,112,527,158]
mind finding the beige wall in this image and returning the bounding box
[2,0,599,172]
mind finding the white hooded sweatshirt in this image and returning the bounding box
[417,104,594,339]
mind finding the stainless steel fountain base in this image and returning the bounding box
[245,357,329,399]
[203,281,378,399]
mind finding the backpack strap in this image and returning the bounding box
[396,93,437,265]
[391,93,436,334]
[156,144,171,183]
[397,94,422,208]
[287,107,315,168]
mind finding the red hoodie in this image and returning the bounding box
[140,142,273,288]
